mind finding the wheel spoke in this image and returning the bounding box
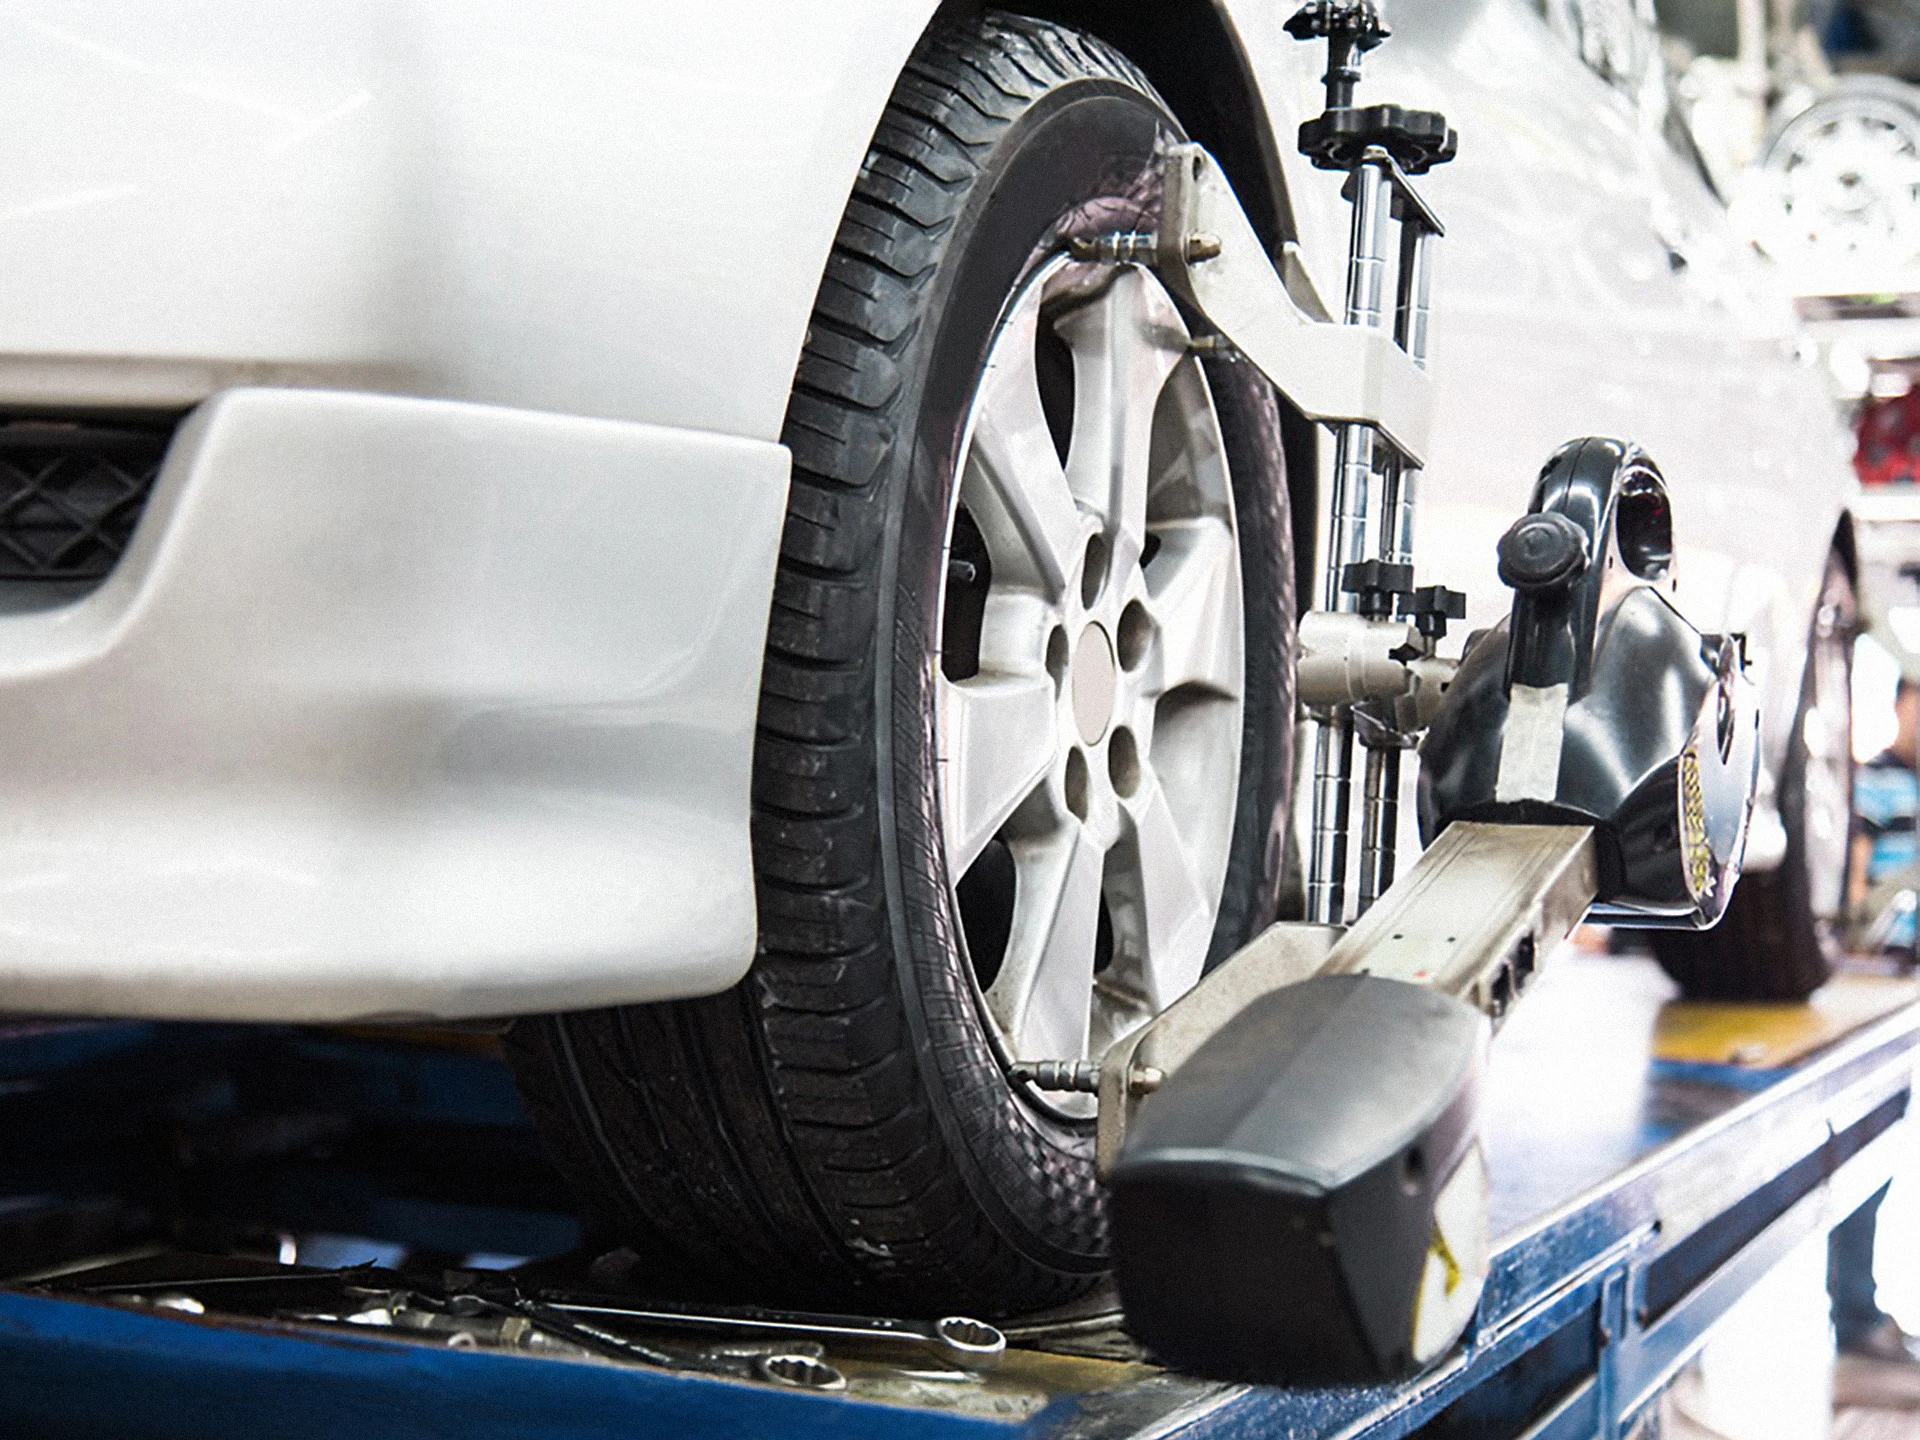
[1144,518,1241,699]
[946,260,1244,1089]
[1112,775,1214,1012]
[938,671,1059,877]
[1057,271,1187,573]
[963,298,1085,602]
[986,826,1105,1063]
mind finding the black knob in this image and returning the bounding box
[1283,0,1388,44]
[1341,559,1413,618]
[1297,104,1459,175]
[1497,513,1590,594]
[1401,585,1467,641]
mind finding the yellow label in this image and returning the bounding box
[1679,746,1711,901]
[1428,1220,1462,1296]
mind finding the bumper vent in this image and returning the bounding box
[0,419,174,582]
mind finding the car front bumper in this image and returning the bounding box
[0,387,787,1021]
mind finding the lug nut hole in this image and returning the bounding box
[1046,625,1070,686]
[1108,727,1141,797]
[1117,601,1151,670]
[1065,747,1090,820]
[1081,534,1110,609]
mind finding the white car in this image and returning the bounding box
[0,0,1858,1316]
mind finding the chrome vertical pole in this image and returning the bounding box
[1356,744,1400,909]
[1322,159,1395,608]
[1307,156,1395,926]
[1355,209,1438,914]
[1307,720,1359,925]
[1379,215,1436,566]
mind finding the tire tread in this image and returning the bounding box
[508,13,1249,1313]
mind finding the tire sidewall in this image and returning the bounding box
[1782,552,1856,961]
[1653,551,1853,999]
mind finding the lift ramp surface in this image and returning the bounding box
[0,954,1911,1440]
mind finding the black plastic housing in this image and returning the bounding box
[1417,439,1757,926]
[1111,975,1487,1383]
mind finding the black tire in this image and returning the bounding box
[1650,554,1854,1001]
[506,12,1296,1316]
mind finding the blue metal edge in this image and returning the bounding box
[0,1290,1023,1440]
[1647,1058,1787,1093]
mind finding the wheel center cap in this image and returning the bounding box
[1071,624,1117,745]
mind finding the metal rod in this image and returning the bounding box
[1324,426,1378,610]
[1352,220,1440,915]
[1319,160,1395,612]
[1356,744,1400,911]
[1395,219,1436,367]
[1308,158,1396,925]
[1307,715,1356,925]
[1345,161,1395,331]
[1377,223,1435,571]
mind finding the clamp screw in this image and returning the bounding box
[1068,231,1158,266]
[1067,231,1222,266]
[1285,2,1456,174]
[1010,1060,1165,1096]
[1284,3,1390,111]
[1011,1059,1100,1094]
[1182,232,1223,262]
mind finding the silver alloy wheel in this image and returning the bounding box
[1801,563,1855,926]
[937,258,1244,1117]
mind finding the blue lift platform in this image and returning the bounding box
[0,952,1911,1440]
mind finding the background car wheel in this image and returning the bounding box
[1650,553,1854,1001]
[506,13,1296,1315]
[1744,75,1920,281]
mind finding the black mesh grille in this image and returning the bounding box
[0,420,174,582]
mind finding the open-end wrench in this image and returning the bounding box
[533,1295,1006,1370]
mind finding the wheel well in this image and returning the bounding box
[970,0,1297,259]
[938,0,1320,605]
